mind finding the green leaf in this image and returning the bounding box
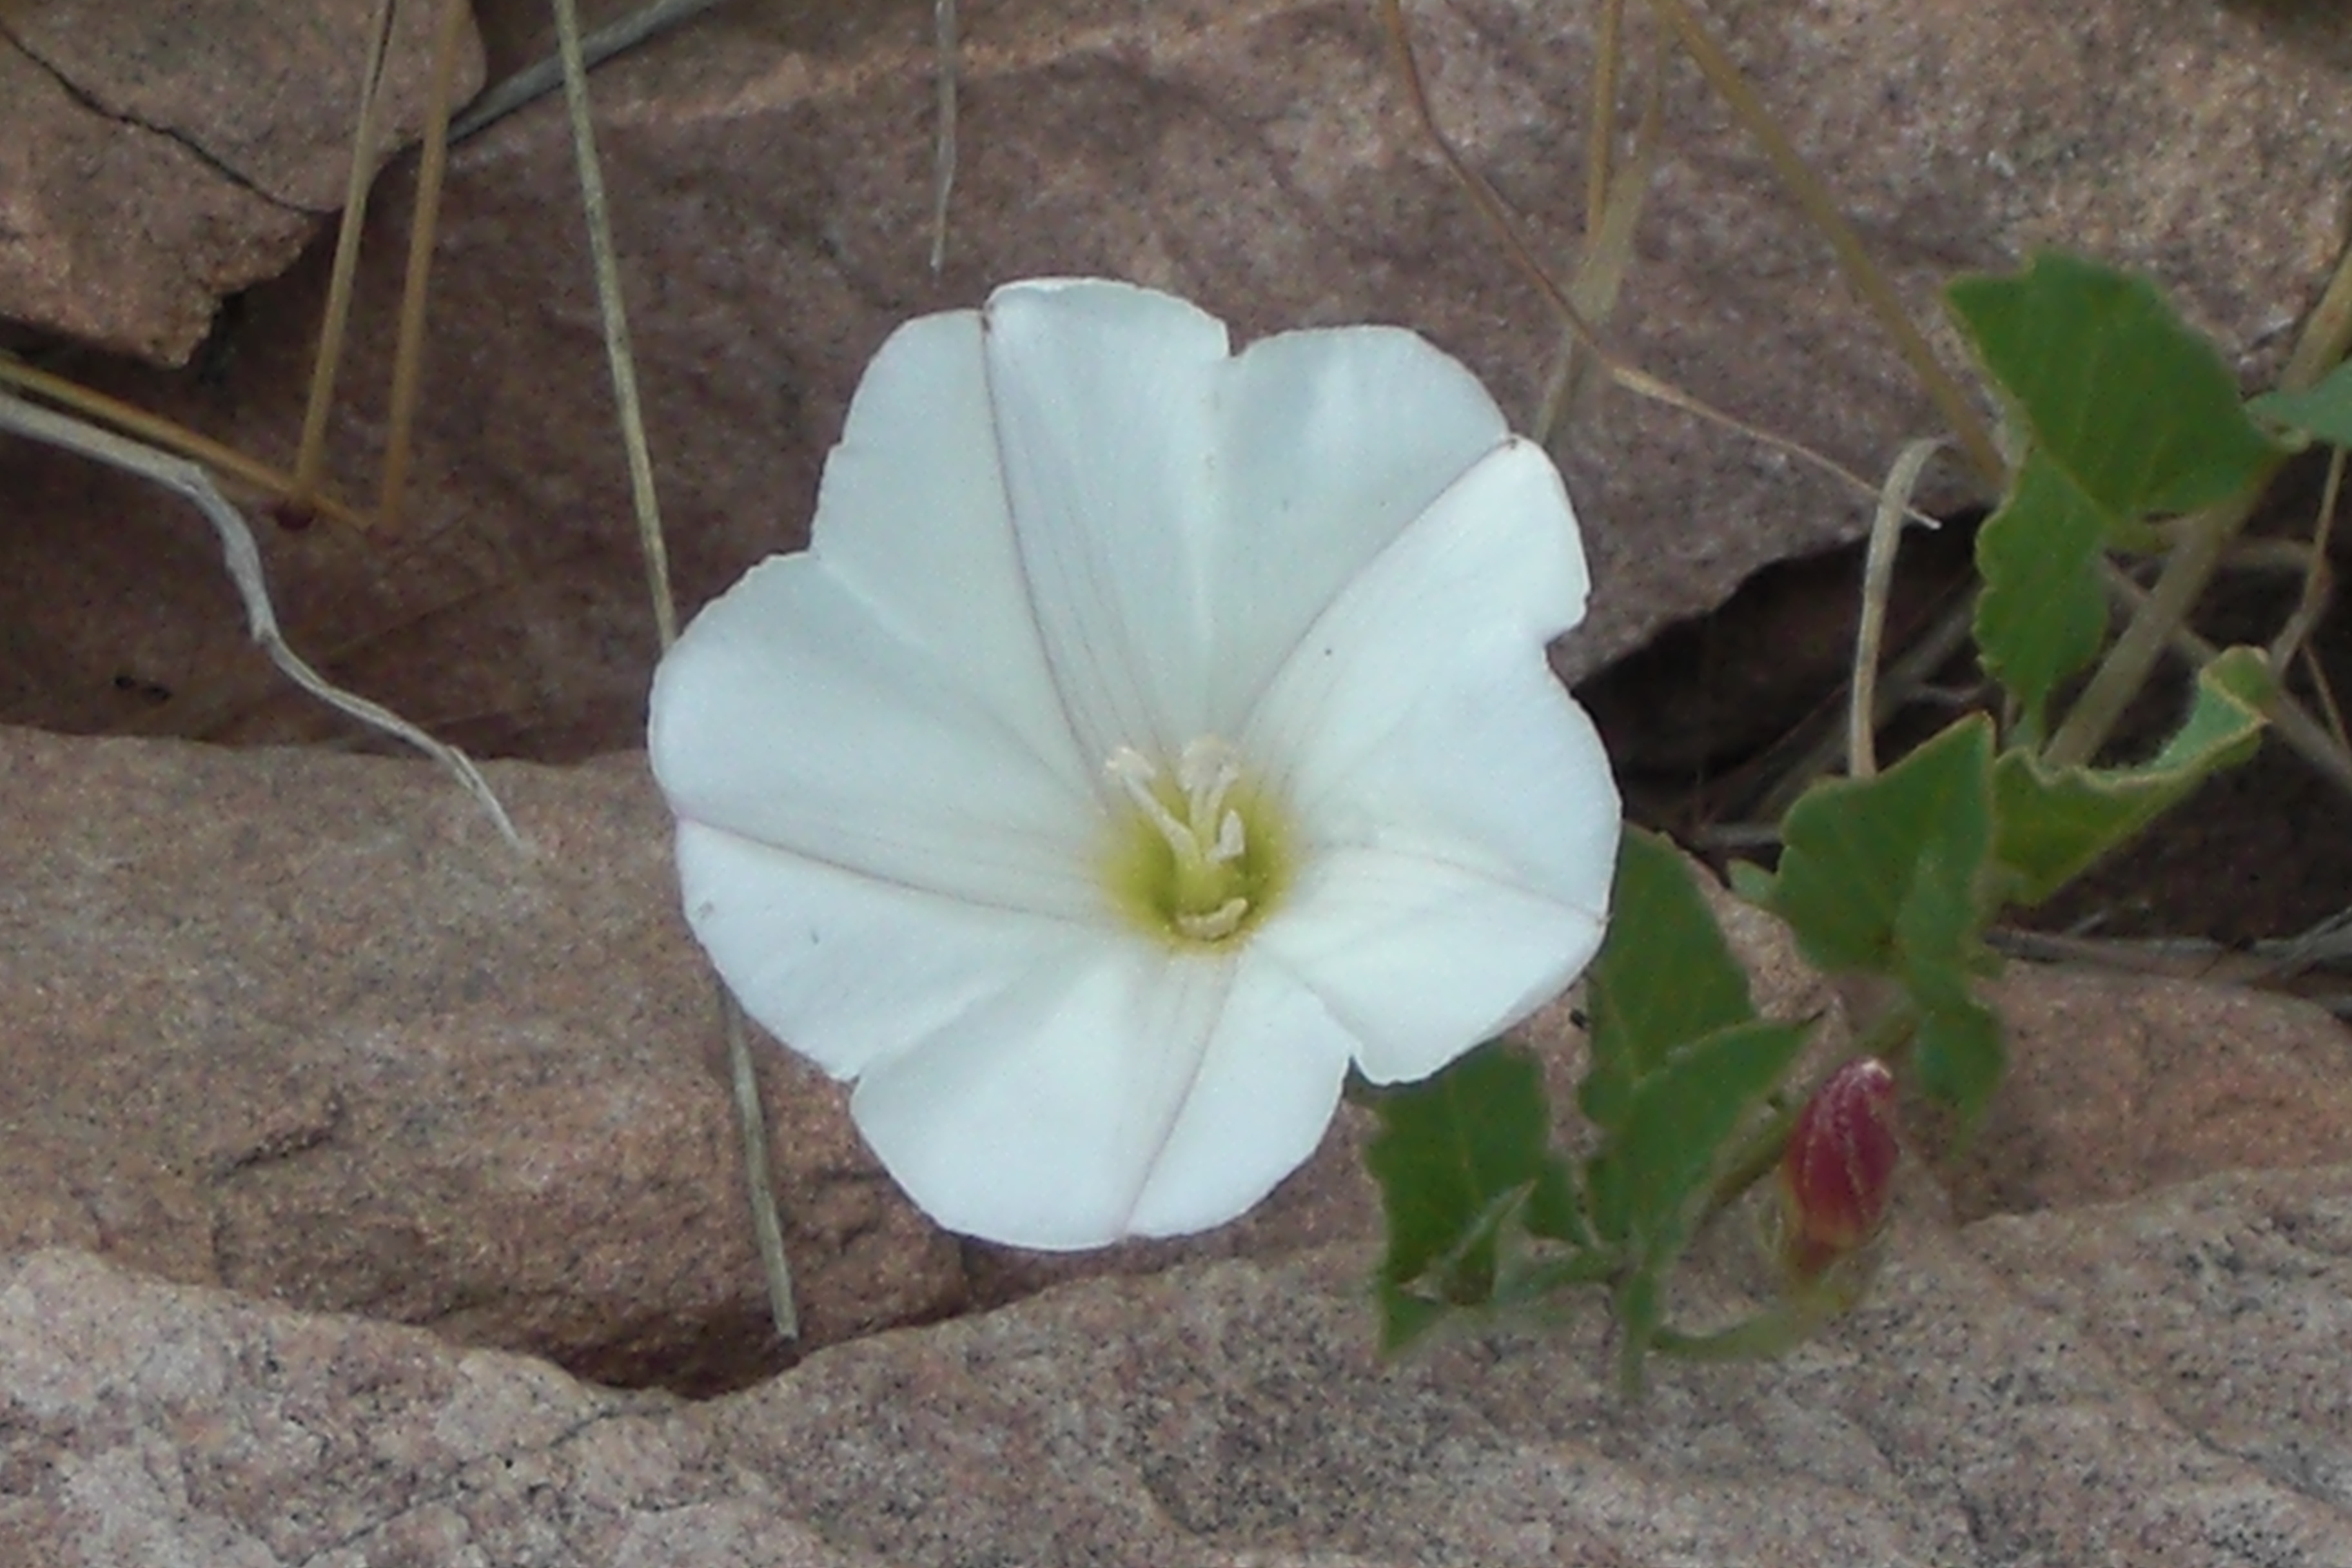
[2248,359,2352,449]
[1374,1279,1454,1355]
[1743,718,1997,992]
[1892,836,1994,1012]
[1609,1020,1807,1252]
[1594,1019,1805,1391]
[1522,1155,1588,1246]
[1947,251,2280,524]
[1972,451,2112,729]
[1581,829,1756,1130]
[1613,1267,1664,1396]
[1990,645,2273,905]
[1913,996,2005,1136]
[1365,1040,1553,1296]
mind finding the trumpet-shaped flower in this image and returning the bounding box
[649,279,1619,1250]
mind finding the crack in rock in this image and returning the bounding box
[0,22,308,213]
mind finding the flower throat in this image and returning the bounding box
[1103,736,1290,947]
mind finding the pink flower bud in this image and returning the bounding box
[1778,1057,1899,1282]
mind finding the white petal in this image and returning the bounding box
[651,554,1104,920]
[1246,437,1619,1082]
[1260,846,1609,1083]
[1198,324,1511,732]
[981,280,1231,763]
[808,308,1092,798]
[674,820,1101,1081]
[1121,951,1357,1237]
[849,945,1357,1249]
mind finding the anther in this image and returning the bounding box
[1107,745,1195,859]
[1176,897,1249,941]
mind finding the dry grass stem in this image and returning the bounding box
[930,0,960,275]
[448,0,730,146]
[0,357,369,531]
[547,0,791,1339]
[0,390,521,845]
[1379,0,1939,527]
[375,0,474,533]
[1849,438,1949,779]
[295,0,399,519]
[1637,0,2004,489]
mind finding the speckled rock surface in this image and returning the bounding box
[5,1159,2349,1566]
[9,716,2352,1392]
[1958,966,2352,1221]
[0,0,482,362]
[5,0,2345,755]
[0,723,1398,1391]
[0,723,963,1393]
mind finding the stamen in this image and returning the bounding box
[1176,897,1249,941]
[1177,737,1242,819]
[1107,745,1195,859]
[1102,735,1274,947]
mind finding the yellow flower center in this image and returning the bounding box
[1101,736,1291,948]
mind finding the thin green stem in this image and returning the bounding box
[2098,558,2352,798]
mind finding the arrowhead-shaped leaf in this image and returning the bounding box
[1947,251,2280,527]
[1743,718,1997,994]
[1366,1041,1556,1345]
[1991,645,2273,905]
[1973,450,2112,729]
[2249,358,2352,449]
[1582,829,1757,1131]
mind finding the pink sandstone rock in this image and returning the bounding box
[7,720,2347,1398]
[3,1157,2348,1565]
[5,0,2344,756]
[0,0,484,362]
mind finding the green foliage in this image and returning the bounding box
[1361,248,2284,1392]
[1912,995,2004,1135]
[1946,251,2279,524]
[1580,827,1756,1129]
[2249,359,2352,449]
[1740,721,2009,1130]
[1366,1041,1564,1350]
[1582,834,1805,1386]
[1367,834,1810,1377]
[1739,718,1995,989]
[1990,647,2273,906]
[1593,1019,1805,1385]
[1972,453,2113,732]
[1949,252,2281,722]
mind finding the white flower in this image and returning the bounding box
[649,279,1619,1251]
